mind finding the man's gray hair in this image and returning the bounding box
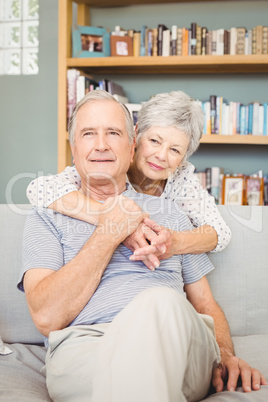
[137,91,204,160]
[68,89,135,146]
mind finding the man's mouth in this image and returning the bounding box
[90,159,114,162]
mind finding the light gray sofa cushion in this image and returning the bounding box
[0,204,43,344]
[207,206,268,337]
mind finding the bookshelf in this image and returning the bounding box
[58,0,268,171]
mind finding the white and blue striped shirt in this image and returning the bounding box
[18,186,214,332]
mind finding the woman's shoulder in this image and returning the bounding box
[172,161,196,181]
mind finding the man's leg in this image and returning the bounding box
[92,287,221,402]
[45,324,109,402]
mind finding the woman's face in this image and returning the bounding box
[134,126,190,181]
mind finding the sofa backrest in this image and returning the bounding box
[0,204,267,344]
[207,205,268,337]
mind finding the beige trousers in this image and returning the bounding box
[45,287,221,402]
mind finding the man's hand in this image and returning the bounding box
[123,219,166,270]
[212,355,267,393]
[97,195,149,245]
[128,218,176,264]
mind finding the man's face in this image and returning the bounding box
[71,100,135,189]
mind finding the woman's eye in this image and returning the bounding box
[171,148,180,154]
[150,138,159,144]
[84,132,93,136]
[109,131,119,136]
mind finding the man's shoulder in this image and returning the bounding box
[126,190,192,230]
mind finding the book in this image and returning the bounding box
[157,24,168,55]
[211,30,217,55]
[67,69,79,125]
[252,26,257,54]
[152,28,158,56]
[224,30,230,55]
[252,101,259,135]
[230,27,237,55]
[190,22,197,55]
[196,25,202,55]
[256,25,263,54]
[216,29,224,55]
[201,27,207,55]
[210,95,217,134]
[211,167,224,204]
[262,26,268,54]
[171,25,177,55]
[177,28,183,55]
[182,28,188,56]
[162,29,171,57]
[236,27,246,55]
[140,25,147,56]
[133,31,141,56]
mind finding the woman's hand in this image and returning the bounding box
[126,218,176,267]
[124,218,170,270]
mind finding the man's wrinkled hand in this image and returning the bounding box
[128,218,175,264]
[124,218,171,271]
[212,355,267,393]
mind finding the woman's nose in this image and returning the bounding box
[156,146,167,161]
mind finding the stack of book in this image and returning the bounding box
[67,68,128,126]
[110,24,268,57]
[200,96,268,136]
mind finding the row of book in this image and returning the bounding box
[195,168,268,206]
[200,96,268,136]
[67,69,128,124]
[67,70,268,136]
[112,24,268,57]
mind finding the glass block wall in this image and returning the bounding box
[0,0,39,75]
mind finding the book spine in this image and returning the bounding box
[256,25,263,54]
[201,27,207,55]
[211,30,217,55]
[171,25,177,55]
[263,103,268,135]
[217,29,224,55]
[252,27,257,54]
[237,27,246,55]
[210,95,216,134]
[140,25,147,56]
[177,28,183,56]
[162,29,171,57]
[196,25,202,55]
[230,27,237,55]
[133,31,141,57]
[262,26,268,54]
[190,22,197,55]
[152,28,158,56]
[182,28,188,56]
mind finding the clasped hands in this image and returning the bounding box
[125,217,175,271]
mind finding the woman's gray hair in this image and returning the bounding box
[68,89,135,145]
[136,91,204,159]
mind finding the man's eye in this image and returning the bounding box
[84,132,93,136]
[109,131,119,135]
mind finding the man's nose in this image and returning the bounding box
[95,134,109,151]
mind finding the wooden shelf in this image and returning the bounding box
[67,55,268,74]
[200,135,268,145]
[76,0,266,7]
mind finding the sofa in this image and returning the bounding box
[0,204,267,401]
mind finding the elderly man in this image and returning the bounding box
[18,90,265,402]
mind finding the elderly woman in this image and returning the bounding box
[27,90,231,267]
